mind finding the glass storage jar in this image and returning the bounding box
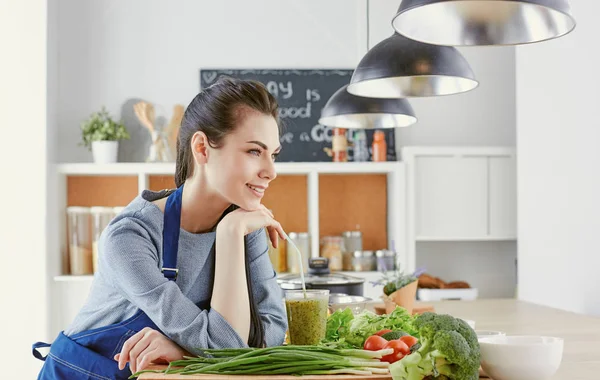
[67,207,93,275]
[286,232,310,274]
[342,231,363,270]
[376,249,397,272]
[90,207,116,274]
[320,236,345,271]
[351,250,377,271]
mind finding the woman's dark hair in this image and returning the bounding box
[175,76,280,187]
[176,76,280,348]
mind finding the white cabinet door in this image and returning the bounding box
[489,156,517,237]
[415,156,488,238]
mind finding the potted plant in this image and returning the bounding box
[80,107,130,163]
[373,267,424,315]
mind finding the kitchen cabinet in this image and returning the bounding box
[415,156,488,238]
[404,147,517,242]
[489,156,517,237]
[51,162,407,337]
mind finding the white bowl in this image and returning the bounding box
[476,330,506,342]
[328,295,372,315]
[479,335,564,380]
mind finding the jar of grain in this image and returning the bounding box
[67,207,93,275]
[320,236,345,271]
[91,207,116,274]
[342,231,363,270]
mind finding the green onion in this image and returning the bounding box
[129,346,392,379]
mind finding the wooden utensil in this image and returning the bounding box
[134,102,155,134]
[165,104,184,155]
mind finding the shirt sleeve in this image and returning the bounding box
[100,217,286,354]
[246,229,289,347]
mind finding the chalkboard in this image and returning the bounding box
[200,69,396,163]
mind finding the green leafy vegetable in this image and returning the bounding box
[381,331,410,341]
[130,345,393,378]
[389,312,480,380]
[323,306,417,349]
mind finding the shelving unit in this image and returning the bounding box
[54,271,387,301]
[49,161,406,335]
[55,161,406,273]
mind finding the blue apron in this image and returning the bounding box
[32,185,198,380]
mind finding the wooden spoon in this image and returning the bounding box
[166,104,184,153]
[133,102,155,134]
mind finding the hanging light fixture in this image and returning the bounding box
[392,0,576,46]
[318,84,417,129]
[347,32,478,98]
[318,0,418,129]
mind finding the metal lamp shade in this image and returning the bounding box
[347,33,478,98]
[319,85,417,129]
[392,0,576,46]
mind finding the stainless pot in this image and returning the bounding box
[277,257,365,296]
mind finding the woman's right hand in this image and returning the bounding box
[217,205,286,248]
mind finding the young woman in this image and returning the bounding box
[33,77,289,379]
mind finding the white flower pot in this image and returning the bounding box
[91,141,119,164]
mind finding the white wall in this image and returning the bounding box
[57,0,367,162]
[368,0,516,149]
[368,0,518,298]
[57,0,516,163]
[0,0,48,377]
[516,2,600,316]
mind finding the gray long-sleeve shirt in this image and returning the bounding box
[64,189,288,354]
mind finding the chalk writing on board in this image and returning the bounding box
[200,69,396,162]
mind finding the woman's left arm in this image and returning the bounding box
[245,229,288,347]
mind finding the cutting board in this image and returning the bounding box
[138,366,392,379]
[138,365,489,379]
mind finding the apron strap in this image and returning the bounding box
[162,185,183,281]
[32,341,51,361]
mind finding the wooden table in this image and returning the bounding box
[139,299,600,379]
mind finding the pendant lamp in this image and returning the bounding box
[392,0,576,46]
[318,0,418,129]
[347,32,478,98]
[318,84,417,129]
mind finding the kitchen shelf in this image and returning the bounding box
[56,161,402,176]
[54,275,94,282]
[415,235,517,242]
[54,271,385,282]
[57,161,407,264]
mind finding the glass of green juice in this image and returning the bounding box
[285,289,329,345]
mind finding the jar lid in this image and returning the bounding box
[90,206,116,213]
[342,231,362,237]
[288,232,309,238]
[353,250,374,258]
[376,250,396,257]
[67,206,91,213]
[277,272,365,287]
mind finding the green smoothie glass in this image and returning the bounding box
[285,289,329,345]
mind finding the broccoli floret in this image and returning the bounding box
[389,312,480,380]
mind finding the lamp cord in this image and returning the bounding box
[366,0,370,53]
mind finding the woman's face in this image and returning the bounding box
[206,108,281,211]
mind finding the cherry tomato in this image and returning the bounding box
[381,339,410,363]
[399,335,419,348]
[374,329,393,337]
[363,335,388,351]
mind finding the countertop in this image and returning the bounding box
[139,299,600,379]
